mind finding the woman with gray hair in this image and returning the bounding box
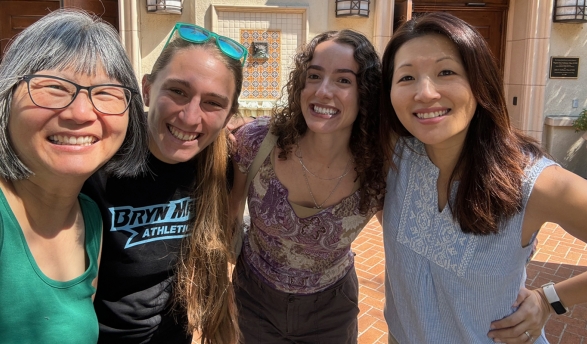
[0,9,148,344]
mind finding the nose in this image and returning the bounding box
[179,97,203,126]
[414,78,441,103]
[61,90,98,124]
[315,79,333,99]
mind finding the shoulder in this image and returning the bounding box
[78,193,102,231]
[531,162,577,199]
[234,117,271,146]
[233,117,271,169]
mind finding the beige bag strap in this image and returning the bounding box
[244,131,277,196]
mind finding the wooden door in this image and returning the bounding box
[412,6,507,69]
[0,0,60,59]
[394,0,413,30]
[63,0,119,30]
[0,0,119,60]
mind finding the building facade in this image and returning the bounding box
[1,0,586,173]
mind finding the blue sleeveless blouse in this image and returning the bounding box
[382,138,554,343]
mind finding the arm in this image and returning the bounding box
[229,158,248,224]
[488,165,587,343]
[226,115,254,146]
[228,158,248,264]
[376,210,383,225]
[523,165,587,308]
[92,226,103,302]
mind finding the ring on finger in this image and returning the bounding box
[524,331,532,340]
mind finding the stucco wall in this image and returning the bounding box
[544,22,587,117]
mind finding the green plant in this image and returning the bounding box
[573,108,587,132]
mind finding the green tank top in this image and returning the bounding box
[0,189,101,344]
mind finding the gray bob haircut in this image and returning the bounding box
[0,9,148,180]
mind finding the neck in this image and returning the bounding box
[298,131,352,167]
[1,177,84,235]
[424,140,464,177]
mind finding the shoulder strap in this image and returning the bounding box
[244,131,277,197]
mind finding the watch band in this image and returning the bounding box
[542,282,568,315]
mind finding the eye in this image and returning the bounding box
[307,73,320,80]
[169,88,187,97]
[397,75,414,83]
[44,84,68,91]
[205,101,222,108]
[338,77,352,84]
[439,70,456,76]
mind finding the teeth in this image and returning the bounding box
[314,105,338,115]
[48,135,96,146]
[416,110,449,119]
[168,125,198,141]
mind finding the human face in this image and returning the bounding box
[143,47,235,164]
[9,67,129,180]
[300,40,359,137]
[390,34,477,152]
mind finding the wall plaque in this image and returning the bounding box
[549,57,579,79]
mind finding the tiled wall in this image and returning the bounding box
[240,30,281,99]
[216,11,304,102]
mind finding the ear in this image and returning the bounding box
[142,74,152,107]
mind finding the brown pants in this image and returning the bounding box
[233,257,359,344]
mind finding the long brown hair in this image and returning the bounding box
[145,38,241,343]
[271,30,386,213]
[380,12,545,235]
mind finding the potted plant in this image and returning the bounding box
[573,108,587,140]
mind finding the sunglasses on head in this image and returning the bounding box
[164,23,248,66]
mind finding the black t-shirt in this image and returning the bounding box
[82,154,197,344]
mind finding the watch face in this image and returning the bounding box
[551,301,567,315]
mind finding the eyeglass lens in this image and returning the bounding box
[177,24,245,59]
[27,76,131,115]
[178,25,209,41]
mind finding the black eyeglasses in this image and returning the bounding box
[17,75,138,115]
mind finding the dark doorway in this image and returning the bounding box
[0,0,118,60]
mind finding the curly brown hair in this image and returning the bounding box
[270,30,386,213]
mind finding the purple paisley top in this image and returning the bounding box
[233,118,380,294]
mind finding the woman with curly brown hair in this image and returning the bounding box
[229,29,386,343]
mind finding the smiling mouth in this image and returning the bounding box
[415,109,450,119]
[168,125,200,141]
[312,105,340,116]
[48,135,97,146]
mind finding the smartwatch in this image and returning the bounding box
[541,282,568,315]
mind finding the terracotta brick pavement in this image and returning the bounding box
[353,219,587,344]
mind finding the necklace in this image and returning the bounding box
[295,145,352,181]
[296,145,352,209]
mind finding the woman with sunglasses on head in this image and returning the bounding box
[0,9,148,344]
[378,12,587,343]
[229,30,385,343]
[82,23,245,344]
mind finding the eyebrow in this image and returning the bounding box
[165,78,230,104]
[396,56,456,70]
[307,65,357,76]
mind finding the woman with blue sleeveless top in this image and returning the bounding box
[378,12,587,344]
